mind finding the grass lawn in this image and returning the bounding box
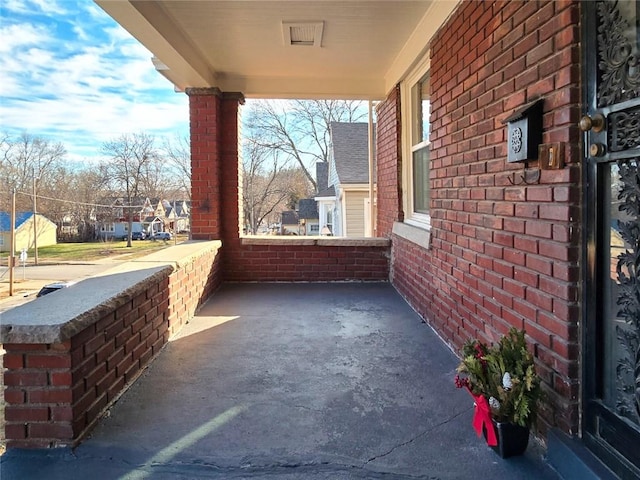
[0,237,186,263]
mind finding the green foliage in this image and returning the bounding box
[456,328,543,427]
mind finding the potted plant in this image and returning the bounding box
[454,328,543,458]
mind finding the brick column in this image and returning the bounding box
[187,88,222,240]
[186,88,244,241]
[220,93,245,246]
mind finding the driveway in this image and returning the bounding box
[0,283,559,479]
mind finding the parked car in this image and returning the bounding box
[122,231,146,241]
[150,231,172,241]
[36,281,74,297]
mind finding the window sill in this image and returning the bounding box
[392,221,431,250]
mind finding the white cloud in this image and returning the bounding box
[3,0,67,15]
[0,23,50,53]
[0,0,189,162]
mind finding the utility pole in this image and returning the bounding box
[9,188,16,296]
[33,167,39,265]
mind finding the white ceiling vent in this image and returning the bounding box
[282,21,324,47]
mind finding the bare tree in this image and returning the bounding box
[245,100,366,190]
[51,167,109,241]
[101,133,158,247]
[0,132,66,212]
[162,134,191,201]
[242,136,312,234]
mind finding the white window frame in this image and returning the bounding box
[400,54,431,230]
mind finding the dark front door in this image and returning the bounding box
[583,1,640,478]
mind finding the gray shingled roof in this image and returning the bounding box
[315,185,335,198]
[330,122,375,184]
[281,210,298,225]
[298,199,319,220]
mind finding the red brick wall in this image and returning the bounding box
[376,84,403,237]
[3,244,222,448]
[380,0,582,436]
[224,241,389,282]
[189,89,222,240]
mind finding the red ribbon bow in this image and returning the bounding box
[471,392,497,446]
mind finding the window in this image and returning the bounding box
[412,74,430,214]
[401,57,431,228]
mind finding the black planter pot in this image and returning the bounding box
[484,420,530,458]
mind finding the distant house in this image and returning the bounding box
[280,210,300,235]
[278,164,322,236]
[162,199,190,234]
[316,122,376,237]
[97,197,153,240]
[97,197,190,240]
[0,212,57,253]
[298,198,319,235]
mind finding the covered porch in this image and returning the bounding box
[1,282,557,479]
[5,0,638,477]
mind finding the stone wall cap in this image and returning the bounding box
[242,237,390,247]
[0,240,222,345]
[0,267,172,344]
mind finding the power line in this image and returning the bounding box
[15,190,150,209]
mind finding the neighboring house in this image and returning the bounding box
[279,163,323,236]
[97,197,189,239]
[315,185,336,236]
[316,122,375,237]
[163,199,191,233]
[297,198,319,235]
[98,197,149,240]
[280,210,299,235]
[0,212,57,253]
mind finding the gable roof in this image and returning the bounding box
[330,122,375,184]
[0,212,33,231]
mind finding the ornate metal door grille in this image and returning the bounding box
[584,1,640,478]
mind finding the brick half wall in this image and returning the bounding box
[225,238,390,282]
[2,241,222,448]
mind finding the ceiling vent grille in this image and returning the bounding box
[282,21,324,47]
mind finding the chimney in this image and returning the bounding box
[316,162,328,193]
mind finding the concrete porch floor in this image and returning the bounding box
[1,283,559,479]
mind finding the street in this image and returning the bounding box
[0,260,124,313]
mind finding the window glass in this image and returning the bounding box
[418,75,430,144]
[409,72,430,216]
[413,146,430,214]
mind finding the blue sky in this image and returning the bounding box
[0,0,189,163]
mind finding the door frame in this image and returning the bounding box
[581,2,640,478]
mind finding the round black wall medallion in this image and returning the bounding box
[511,127,523,153]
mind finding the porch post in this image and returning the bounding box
[186,88,245,241]
[187,88,222,240]
[220,93,245,245]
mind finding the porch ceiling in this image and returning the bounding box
[95,0,458,99]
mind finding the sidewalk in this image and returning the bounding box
[0,283,560,479]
